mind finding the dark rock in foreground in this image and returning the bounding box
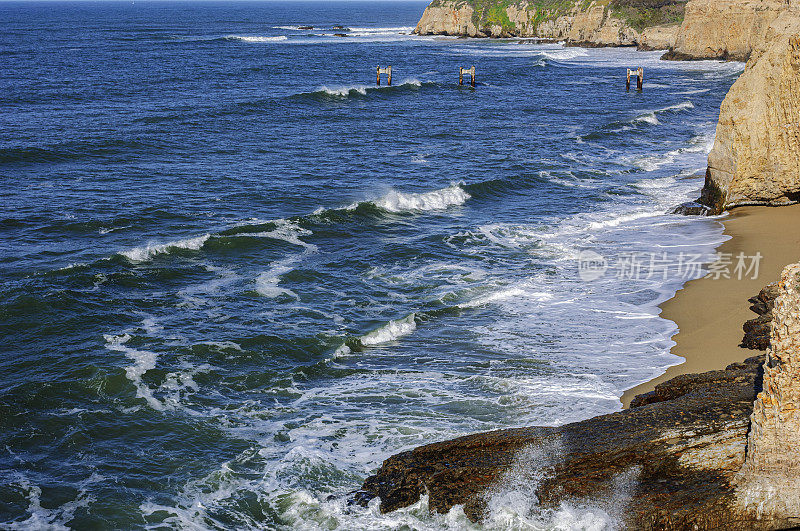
[355,354,800,528]
[671,201,711,216]
[741,283,780,350]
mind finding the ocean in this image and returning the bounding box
[0,1,744,528]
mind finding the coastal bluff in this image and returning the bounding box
[355,264,800,527]
[413,0,684,48]
[701,10,800,213]
[412,0,792,55]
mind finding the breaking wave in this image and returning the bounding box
[348,184,471,213]
[360,314,417,346]
[630,101,695,126]
[223,35,288,43]
[295,79,428,100]
[120,234,210,262]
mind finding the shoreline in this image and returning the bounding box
[621,203,800,407]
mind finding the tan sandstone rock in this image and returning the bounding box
[739,263,800,518]
[639,23,680,50]
[703,11,800,211]
[414,3,482,37]
[414,0,644,46]
[669,0,787,60]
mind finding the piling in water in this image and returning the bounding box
[377,66,392,86]
[459,66,476,87]
[627,67,643,91]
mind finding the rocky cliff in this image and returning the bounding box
[355,265,800,527]
[700,11,800,212]
[738,263,800,517]
[413,0,684,48]
[664,0,789,60]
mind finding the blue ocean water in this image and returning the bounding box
[0,2,743,528]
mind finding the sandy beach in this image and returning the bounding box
[622,204,800,407]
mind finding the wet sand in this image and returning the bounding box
[621,204,800,408]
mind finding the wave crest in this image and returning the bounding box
[223,35,287,43]
[359,314,417,346]
[300,79,425,100]
[356,184,471,213]
[120,234,210,262]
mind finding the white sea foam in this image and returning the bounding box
[242,219,317,251]
[316,84,368,97]
[630,101,694,127]
[311,78,422,98]
[347,26,413,33]
[351,184,470,213]
[201,340,243,352]
[99,224,130,235]
[255,260,299,299]
[587,210,658,230]
[6,476,95,531]
[483,439,639,530]
[540,47,588,61]
[632,112,659,125]
[224,35,287,43]
[359,313,417,346]
[345,26,414,36]
[659,101,695,112]
[120,234,210,262]
[103,333,163,411]
[460,287,553,308]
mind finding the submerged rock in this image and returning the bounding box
[671,201,711,216]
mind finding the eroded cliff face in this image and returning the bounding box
[414,0,680,48]
[739,263,800,517]
[702,12,800,212]
[666,0,788,60]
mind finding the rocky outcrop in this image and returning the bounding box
[357,266,800,527]
[738,263,800,517]
[413,0,681,48]
[639,23,682,50]
[742,283,781,350]
[700,12,800,212]
[356,355,788,527]
[664,0,788,60]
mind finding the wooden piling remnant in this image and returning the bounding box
[626,67,643,91]
[459,66,476,87]
[376,66,392,86]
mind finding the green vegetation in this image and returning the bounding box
[486,2,514,28]
[608,0,686,31]
[427,0,686,34]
